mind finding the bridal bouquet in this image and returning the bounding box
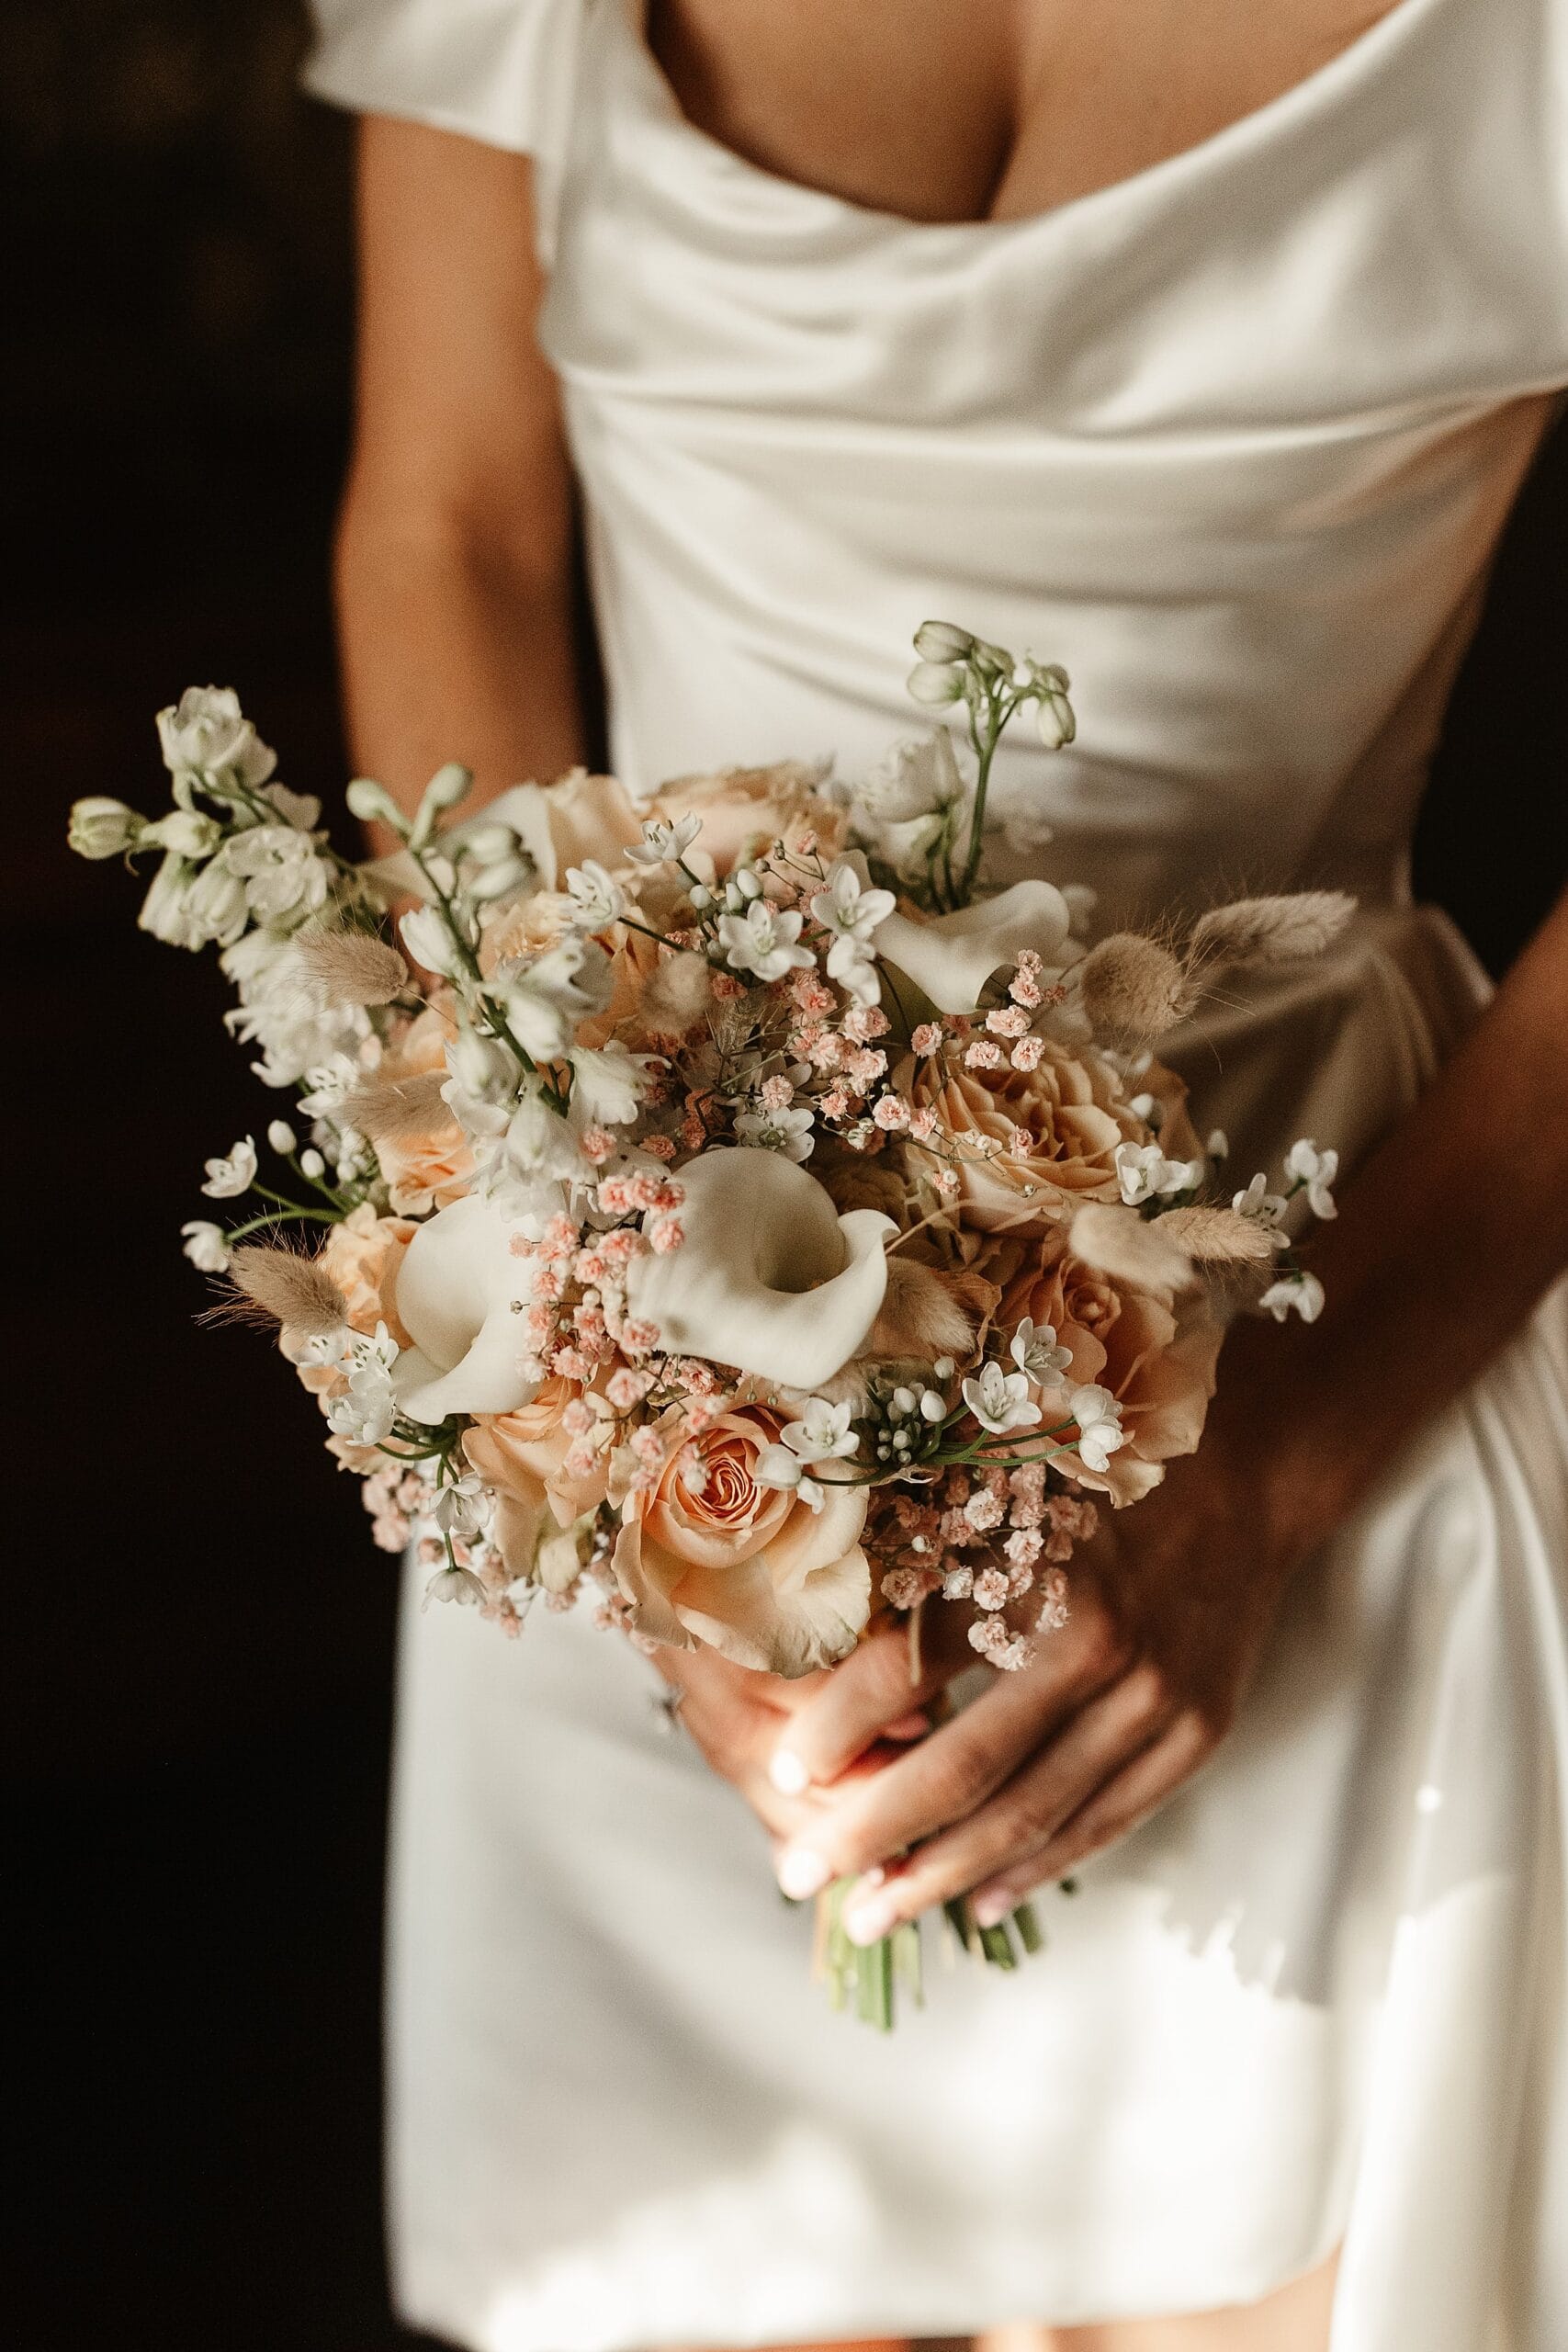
[72,622,1348,2022]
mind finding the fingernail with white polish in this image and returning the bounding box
[777,1848,830,1900]
[843,1894,897,1946]
[971,1890,1010,1929]
[769,1748,809,1795]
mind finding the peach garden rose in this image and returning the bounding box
[612,1407,873,1677]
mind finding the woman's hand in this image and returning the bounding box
[759,1425,1308,1939]
[650,1643,933,1855]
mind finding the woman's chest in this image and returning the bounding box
[645,0,1402,225]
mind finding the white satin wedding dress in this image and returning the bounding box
[306,4,1568,2346]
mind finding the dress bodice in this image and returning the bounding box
[309,0,1567,929]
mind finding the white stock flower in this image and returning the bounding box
[1115,1141,1203,1205]
[781,1397,859,1464]
[962,1360,1042,1437]
[200,1136,257,1198]
[626,813,702,867]
[502,1090,583,1181]
[564,859,625,926]
[69,797,145,859]
[223,826,330,926]
[1068,1383,1124,1473]
[717,898,815,983]
[865,731,968,824]
[1024,663,1076,750]
[912,621,976,664]
[1260,1272,1326,1324]
[624,1148,894,1391]
[1284,1138,1339,1219]
[874,878,1073,1015]
[180,855,250,947]
[156,687,276,786]
[568,1043,656,1126]
[260,783,322,831]
[136,852,205,949]
[907,661,967,706]
[180,1220,231,1273]
[140,808,223,859]
[733,1102,816,1162]
[498,935,615,1060]
[398,904,467,979]
[1010,1317,1073,1385]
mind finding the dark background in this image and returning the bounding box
[5,6,1564,2348]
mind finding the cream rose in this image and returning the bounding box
[991,1230,1220,1504]
[318,1204,418,1347]
[614,1408,871,1676]
[374,1005,475,1216]
[463,1378,611,1585]
[649,762,847,876]
[915,1039,1143,1229]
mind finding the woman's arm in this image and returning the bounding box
[334,117,586,817]
[732,888,1568,1927]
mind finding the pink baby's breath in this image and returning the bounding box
[964,1040,1005,1070]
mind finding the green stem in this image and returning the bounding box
[224,1205,337,1242]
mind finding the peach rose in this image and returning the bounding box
[463,1378,611,1583]
[914,1039,1143,1230]
[650,762,848,876]
[318,1204,419,1346]
[531,767,647,883]
[992,1229,1221,1505]
[613,1408,871,1676]
[373,1004,474,1216]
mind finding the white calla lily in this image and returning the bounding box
[389,1189,556,1423]
[625,1148,894,1390]
[874,878,1074,1012]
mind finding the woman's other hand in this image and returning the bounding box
[758,1421,1305,1936]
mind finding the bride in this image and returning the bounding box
[305,4,1567,2348]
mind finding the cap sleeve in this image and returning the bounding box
[304,0,583,255]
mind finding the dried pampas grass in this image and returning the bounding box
[1187,891,1355,974]
[290,926,410,1007]
[1154,1205,1275,1264]
[342,1069,451,1143]
[225,1245,347,1336]
[1069,1202,1196,1292]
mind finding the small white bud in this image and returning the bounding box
[141,808,223,858]
[68,797,145,859]
[919,1389,946,1421]
[299,1148,326,1181]
[1034,688,1077,751]
[345,777,410,834]
[932,1356,956,1381]
[907,660,966,707]
[913,620,976,663]
[891,1385,917,1418]
[266,1119,298,1156]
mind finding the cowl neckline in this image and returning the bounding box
[619,0,1448,243]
